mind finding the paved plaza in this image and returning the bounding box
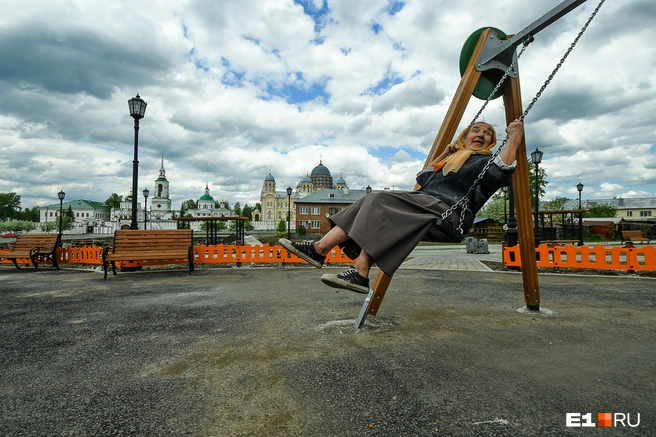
[1,245,654,436]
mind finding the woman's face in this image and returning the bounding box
[463,123,495,151]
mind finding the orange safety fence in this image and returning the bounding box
[503,244,656,272]
[1,244,355,268]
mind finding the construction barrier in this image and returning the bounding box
[504,244,656,272]
[1,244,355,268]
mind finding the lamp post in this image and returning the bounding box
[57,190,65,234]
[286,186,292,240]
[502,185,508,225]
[128,93,147,229]
[143,188,149,230]
[366,185,372,194]
[577,182,584,246]
[530,148,543,246]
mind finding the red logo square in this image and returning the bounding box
[598,412,612,427]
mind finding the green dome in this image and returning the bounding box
[199,194,214,201]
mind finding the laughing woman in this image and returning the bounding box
[280,119,524,293]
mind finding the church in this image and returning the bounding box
[257,160,349,226]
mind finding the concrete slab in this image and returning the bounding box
[0,265,653,436]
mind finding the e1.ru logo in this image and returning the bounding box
[566,412,640,428]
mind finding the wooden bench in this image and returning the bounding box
[0,233,62,270]
[101,229,194,279]
[544,239,580,247]
[621,230,650,244]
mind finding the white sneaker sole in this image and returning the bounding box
[279,238,324,268]
[320,273,369,294]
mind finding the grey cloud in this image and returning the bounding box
[372,78,445,113]
[0,25,174,100]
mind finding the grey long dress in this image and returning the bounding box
[329,155,515,276]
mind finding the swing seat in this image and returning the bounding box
[424,218,465,243]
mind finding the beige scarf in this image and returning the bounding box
[432,125,497,175]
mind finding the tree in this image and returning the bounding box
[18,207,40,222]
[277,219,287,233]
[233,202,241,216]
[542,196,570,211]
[476,195,505,223]
[0,192,22,220]
[67,205,74,218]
[297,224,307,235]
[105,193,122,209]
[527,161,548,210]
[584,204,617,218]
[241,204,253,220]
[182,199,197,212]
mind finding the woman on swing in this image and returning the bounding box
[280,119,524,293]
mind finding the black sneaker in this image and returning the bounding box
[320,268,370,294]
[279,238,326,268]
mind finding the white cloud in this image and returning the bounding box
[1,0,654,211]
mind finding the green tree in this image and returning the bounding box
[542,196,570,211]
[584,204,617,218]
[476,194,505,223]
[241,204,253,220]
[277,219,287,233]
[0,192,22,219]
[297,224,307,235]
[67,205,74,218]
[182,199,197,212]
[0,220,37,233]
[233,202,241,216]
[527,161,548,210]
[244,220,255,231]
[105,193,122,209]
[18,207,40,222]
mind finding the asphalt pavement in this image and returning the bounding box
[1,249,654,436]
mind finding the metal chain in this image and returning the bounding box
[469,42,529,126]
[442,0,606,234]
[520,0,606,121]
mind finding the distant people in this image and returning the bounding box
[281,119,524,293]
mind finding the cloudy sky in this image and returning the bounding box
[1,0,654,212]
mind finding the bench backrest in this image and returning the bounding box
[622,230,644,238]
[12,234,61,251]
[112,229,193,252]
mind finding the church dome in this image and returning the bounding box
[302,175,312,183]
[265,173,275,182]
[199,193,214,201]
[311,162,331,177]
[336,176,346,184]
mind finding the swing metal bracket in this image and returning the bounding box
[476,0,587,75]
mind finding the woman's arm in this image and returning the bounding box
[426,141,458,167]
[499,119,524,166]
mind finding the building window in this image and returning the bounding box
[626,211,633,217]
[311,220,320,229]
[329,207,338,215]
[311,207,320,215]
[267,202,272,207]
[329,193,335,198]
[299,206,308,215]
[640,211,652,217]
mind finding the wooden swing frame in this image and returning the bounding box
[355,28,540,329]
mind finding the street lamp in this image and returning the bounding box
[501,185,508,225]
[57,190,65,234]
[530,148,543,246]
[128,93,147,229]
[143,188,149,230]
[366,185,372,194]
[286,186,292,240]
[577,182,584,246]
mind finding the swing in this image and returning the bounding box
[355,0,606,329]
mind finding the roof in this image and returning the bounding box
[296,189,369,204]
[311,163,331,177]
[265,173,275,182]
[42,199,109,210]
[199,194,215,201]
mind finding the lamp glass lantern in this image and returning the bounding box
[366,185,372,194]
[128,94,147,119]
[576,182,584,245]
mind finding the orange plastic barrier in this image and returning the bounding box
[1,244,355,268]
[503,244,656,272]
